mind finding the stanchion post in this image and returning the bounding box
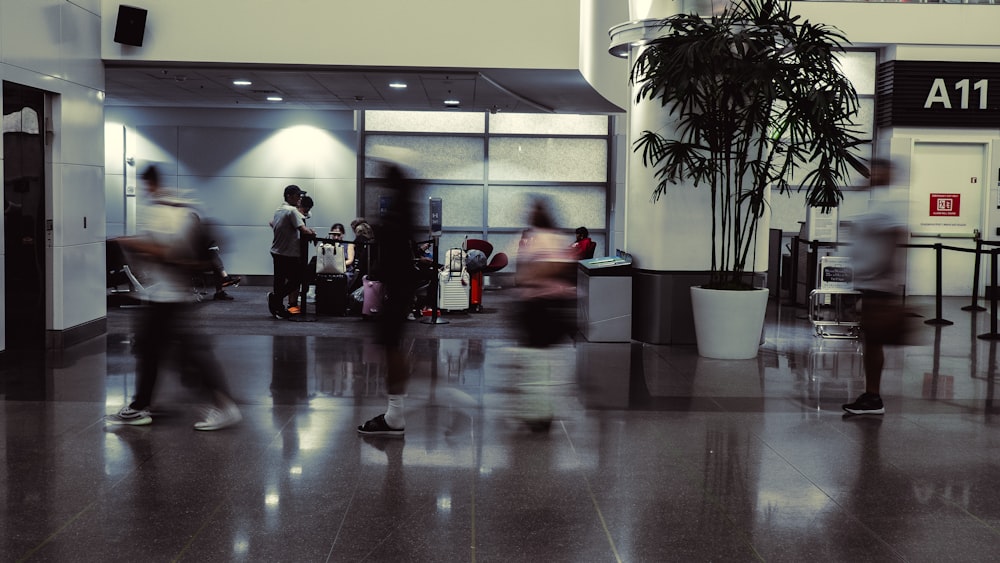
[422,235,449,325]
[978,248,1000,340]
[787,236,800,307]
[806,240,819,298]
[925,243,953,326]
[963,236,986,312]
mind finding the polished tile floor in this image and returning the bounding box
[4,287,1000,562]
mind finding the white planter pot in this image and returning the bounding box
[690,286,769,360]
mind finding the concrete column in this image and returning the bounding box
[609,3,767,344]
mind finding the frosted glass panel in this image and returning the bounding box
[366,135,484,180]
[363,183,484,229]
[489,138,607,182]
[837,51,877,96]
[489,113,609,135]
[366,110,485,133]
[485,233,527,274]
[488,185,607,229]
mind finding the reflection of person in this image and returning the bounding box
[268,185,315,319]
[569,226,595,260]
[843,158,908,416]
[358,165,419,436]
[107,165,242,430]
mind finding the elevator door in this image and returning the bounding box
[3,82,47,349]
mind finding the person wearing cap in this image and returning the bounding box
[286,195,316,312]
[268,185,315,318]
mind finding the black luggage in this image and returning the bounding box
[315,273,348,316]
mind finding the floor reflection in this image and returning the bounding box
[3,296,1000,560]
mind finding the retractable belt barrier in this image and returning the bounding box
[789,235,1000,339]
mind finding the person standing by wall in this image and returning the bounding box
[287,195,315,313]
[269,185,315,318]
[106,165,242,430]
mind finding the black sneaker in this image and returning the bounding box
[214,290,234,301]
[357,414,404,437]
[106,406,152,426]
[221,275,241,288]
[843,393,885,415]
[267,292,290,318]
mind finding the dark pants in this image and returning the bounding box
[377,279,416,395]
[860,290,907,395]
[130,301,231,411]
[272,252,302,303]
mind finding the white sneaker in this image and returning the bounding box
[194,403,242,431]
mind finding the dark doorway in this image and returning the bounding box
[3,82,47,351]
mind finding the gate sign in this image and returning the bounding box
[877,61,1000,127]
[929,193,960,217]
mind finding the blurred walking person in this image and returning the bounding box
[510,197,578,431]
[106,165,242,430]
[357,164,419,436]
[843,158,910,416]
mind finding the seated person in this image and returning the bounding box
[330,222,356,272]
[349,218,375,292]
[569,226,595,260]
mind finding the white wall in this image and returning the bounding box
[100,0,581,70]
[105,107,359,276]
[1,0,106,348]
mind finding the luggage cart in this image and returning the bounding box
[809,256,861,339]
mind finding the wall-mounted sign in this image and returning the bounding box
[429,197,442,237]
[929,193,961,217]
[877,61,1000,127]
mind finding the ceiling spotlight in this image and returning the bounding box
[266,96,283,102]
[443,99,460,106]
[232,80,252,86]
[389,82,407,89]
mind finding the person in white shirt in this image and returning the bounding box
[268,185,315,318]
[106,165,242,430]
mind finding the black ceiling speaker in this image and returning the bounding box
[114,5,147,47]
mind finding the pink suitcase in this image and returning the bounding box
[362,275,385,317]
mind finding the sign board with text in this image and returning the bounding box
[929,193,961,217]
[877,61,1000,127]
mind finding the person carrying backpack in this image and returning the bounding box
[106,164,241,431]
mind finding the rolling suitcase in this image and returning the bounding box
[438,248,470,311]
[315,273,348,316]
[362,275,385,317]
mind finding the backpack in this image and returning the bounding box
[163,203,217,273]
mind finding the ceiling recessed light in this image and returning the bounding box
[389,82,407,89]
[443,99,460,106]
[266,96,283,102]
[232,80,252,86]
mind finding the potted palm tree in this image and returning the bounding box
[630,0,867,359]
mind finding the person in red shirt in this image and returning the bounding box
[569,226,595,260]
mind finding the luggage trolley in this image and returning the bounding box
[808,256,861,339]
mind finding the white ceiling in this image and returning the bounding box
[103,63,625,114]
